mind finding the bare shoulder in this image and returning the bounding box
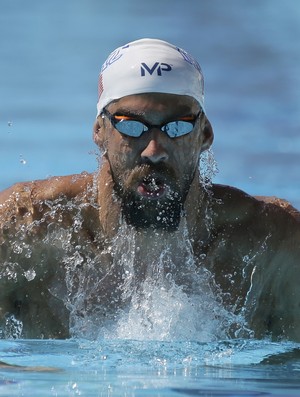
[0,172,96,220]
[254,195,300,221]
[210,183,300,225]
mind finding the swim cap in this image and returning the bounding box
[97,38,205,116]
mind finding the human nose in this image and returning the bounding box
[140,130,169,164]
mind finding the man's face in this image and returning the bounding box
[95,93,213,231]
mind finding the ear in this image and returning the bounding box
[200,115,214,153]
[93,117,106,149]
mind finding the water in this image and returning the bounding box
[0,339,300,396]
[1,0,300,395]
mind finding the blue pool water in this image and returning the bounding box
[1,0,300,396]
[0,339,300,396]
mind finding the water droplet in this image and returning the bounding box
[25,250,32,259]
[7,121,13,133]
[23,269,36,281]
[19,155,27,165]
[4,314,23,338]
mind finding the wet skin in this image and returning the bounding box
[94,94,213,231]
[0,93,300,340]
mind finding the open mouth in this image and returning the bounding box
[137,177,167,199]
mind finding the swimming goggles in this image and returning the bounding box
[101,108,202,138]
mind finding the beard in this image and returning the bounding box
[122,189,183,231]
[112,162,193,232]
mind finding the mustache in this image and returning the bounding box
[123,162,177,190]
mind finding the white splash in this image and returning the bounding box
[67,222,248,342]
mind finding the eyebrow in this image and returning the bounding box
[112,108,198,121]
[112,108,144,118]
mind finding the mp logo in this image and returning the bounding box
[140,62,172,76]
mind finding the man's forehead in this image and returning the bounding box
[107,93,200,116]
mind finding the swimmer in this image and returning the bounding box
[0,38,299,340]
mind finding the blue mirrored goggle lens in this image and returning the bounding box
[115,119,195,138]
[162,121,194,137]
[115,119,146,137]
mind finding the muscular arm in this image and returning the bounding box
[0,172,97,338]
[0,172,95,206]
[244,202,300,341]
[210,184,300,341]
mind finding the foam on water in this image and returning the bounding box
[66,218,250,342]
[68,201,251,342]
[69,150,248,341]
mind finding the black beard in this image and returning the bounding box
[109,158,198,232]
[111,162,192,232]
[121,190,184,231]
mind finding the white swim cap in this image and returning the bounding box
[97,38,205,116]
